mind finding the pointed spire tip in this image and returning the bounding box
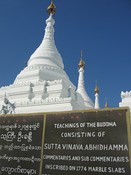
[78,50,85,69]
[105,98,109,108]
[47,0,56,15]
[94,80,99,94]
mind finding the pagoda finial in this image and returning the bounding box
[47,0,56,15]
[78,50,85,69]
[94,80,99,94]
[105,98,109,108]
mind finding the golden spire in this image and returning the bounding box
[78,50,85,69]
[47,0,56,15]
[105,98,109,108]
[94,80,99,94]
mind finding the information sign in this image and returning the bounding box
[42,109,131,175]
[0,114,44,175]
[0,108,130,175]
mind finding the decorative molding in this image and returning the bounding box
[15,97,72,107]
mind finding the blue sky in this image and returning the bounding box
[0,0,131,108]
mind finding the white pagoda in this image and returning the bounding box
[0,1,95,114]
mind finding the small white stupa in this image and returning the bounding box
[76,52,94,109]
[0,1,94,114]
[119,91,131,112]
